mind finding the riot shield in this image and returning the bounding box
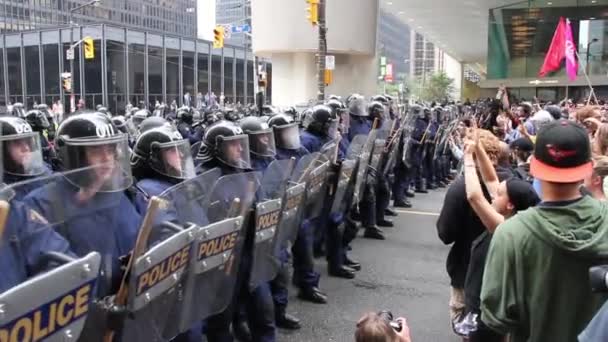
[120,170,220,341]
[320,139,339,164]
[250,159,294,288]
[3,164,138,342]
[273,154,316,250]
[353,130,377,202]
[0,252,102,342]
[177,172,261,333]
[303,153,330,219]
[330,136,364,215]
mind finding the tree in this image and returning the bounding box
[420,72,455,102]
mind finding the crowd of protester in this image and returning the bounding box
[438,93,608,342]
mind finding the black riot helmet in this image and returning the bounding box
[368,101,385,126]
[371,95,389,105]
[111,116,128,134]
[409,104,423,119]
[423,107,432,120]
[306,105,339,139]
[10,103,26,118]
[348,94,368,117]
[544,105,562,120]
[326,99,345,116]
[239,116,276,158]
[132,109,151,129]
[197,120,251,170]
[268,113,301,150]
[25,109,51,132]
[300,107,313,128]
[131,124,195,181]
[139,116,170,134]
[432,106,443,122]
[0,116,46,177]
[177,106,193,124]
[55,112,132,191]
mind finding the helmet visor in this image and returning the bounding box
[275,123,301,150]
[61,134,133,192]
[1,132,46,177]
[248,129,276,157]
[217,134,251,170]
[151,140,196,180]
[349,98,367,116]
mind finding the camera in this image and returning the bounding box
[590,265,608,292]
[377,310,402,332]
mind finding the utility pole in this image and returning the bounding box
[316,0,327,103]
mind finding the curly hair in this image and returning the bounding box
[594,123,608,156]
[576,105,601,123]
[477,129,502,161]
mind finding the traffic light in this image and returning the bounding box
[213,26,225,49]
[306,0,319,26]
[83,37,94,59]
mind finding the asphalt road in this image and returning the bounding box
[278,188,460,342]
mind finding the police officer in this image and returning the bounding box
[25,107,57,163]
[392,105,419,209]
[347,94,371,141]
[0,117,52,200]
[240,116,276,172]
[36,104,56,141]
[131,108,151,132]
[196,120,276,342]
[268,114,309,162]
[424,107,440,190]
[177,106,203,145]
[413,107,432,193]
[23,112,142,297]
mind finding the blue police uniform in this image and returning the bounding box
[24,179,142,297]
[0,201,73,293]
[177,122,203,145]
[348,116,372,142]
[4,164,53,201]
[197,160,276,342]
[423,121,439,188]
[412,117,430,190]
[275,146,309,163]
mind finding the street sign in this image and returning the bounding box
[66,48,74,60]
[326,55,335,70]
[380,56,387,66]
[232,25,252,33]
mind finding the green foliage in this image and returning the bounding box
[406,72,455,102]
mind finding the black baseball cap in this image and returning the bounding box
[530,119,592,183]
[510,137,534,153]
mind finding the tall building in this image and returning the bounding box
[410,31,437,80]
[377,10,410,81]
[0,0,198,37]
[216,0,250,47]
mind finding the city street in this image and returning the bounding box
[278,188,460,342]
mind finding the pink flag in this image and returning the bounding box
[564,18,578,81]
[539,18,566,77]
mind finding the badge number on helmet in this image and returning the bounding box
[96,124,115,138]
[14,124,32,134]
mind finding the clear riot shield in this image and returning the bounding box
[320,140,339,164]
[249,159,294,288]
[3,163,135,342]
[0,251,101,342]
[330,136,365,215]
[273,154,316,251]
[120,169,221,342]
[353,130,377,202]
[303,152,330,219]
[177,171,261,333]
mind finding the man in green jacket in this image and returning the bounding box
[480,119,608,342]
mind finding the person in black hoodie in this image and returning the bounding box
[436,129,510,330]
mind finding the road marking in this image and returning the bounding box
[394,209,440,217]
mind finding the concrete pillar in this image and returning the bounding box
[251,0,379,106]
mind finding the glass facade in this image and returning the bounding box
[0,24,268,114]
[488,0,608,80]
[0,0,197,37]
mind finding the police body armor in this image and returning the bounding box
[0,252,101,342]
[249,159,294,289]
[303,152,331,219]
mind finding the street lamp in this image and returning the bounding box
[68,0,101,112]
[586,38,599,75]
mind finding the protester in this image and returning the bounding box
[481,119,608,342]
[583,155,608,201]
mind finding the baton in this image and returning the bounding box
[0,200,10,242]
[103,196,164,342]
[224,197,241,276]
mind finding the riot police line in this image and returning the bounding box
[0,95,463,342]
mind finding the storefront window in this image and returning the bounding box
[183,40,195,107]
[127,30,145,108]
[166,37,180,106]
[148,34,163,106]
[107,40,126,114]
[197,44,210,105]
[224,48,234,104]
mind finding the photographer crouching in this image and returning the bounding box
[355,311,412,342]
